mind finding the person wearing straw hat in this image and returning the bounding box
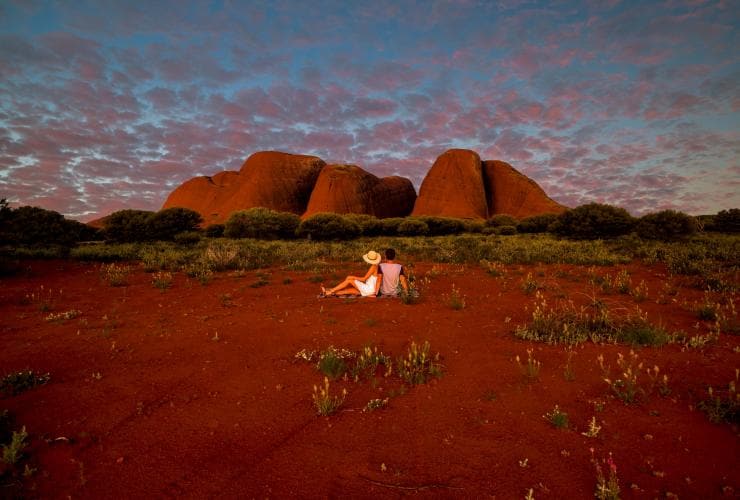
[320,250,382,298]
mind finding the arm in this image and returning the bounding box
[399,274,409,293]
[373,271,382,296]
[361,265,377,281]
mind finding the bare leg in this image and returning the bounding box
[326,276,360,296]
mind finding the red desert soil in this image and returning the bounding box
[1,260,738,498]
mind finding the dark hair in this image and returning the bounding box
[385,248,396,260]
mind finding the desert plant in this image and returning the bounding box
[544,405,569,428]
[480,259,505,277]
[44,309,81,322]
[396,341,442,385]
[581,417,602,438]
[447,283,466,310]
[713,208,740,233]
[698,369,739,424]
[173,231,202,245]
[204,224,225,238]
[148,207,203,241]
[636,210,697,241]
[312,377,346,416]
[316,346,355,380]
[553,203,635,240]
[591,450,620,500]
[203,241,238,270]
[224,207,300,239]
[0,370,50,396]
[630,280,649,302]
[413,216,466,236]
[103,209,156,242]
[516,349,541,381]
[601,351,644,404]
[100,262,131,286]
[563,349,576,381]
[151,271,173,290]
[2,426,27,465]
[351,346,391,381]
[520,272,541,294]
[496,225,517,235]
[517,213,558,233]
[397,219,429,236]
[296,213,361,240]
[363,398,389,412]
[487,214,518,228]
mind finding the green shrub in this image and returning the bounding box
[225,207,301,239]
[517,213,559,233]
[343,214,384,236]
[496,225,517,235]
[173,231,202,245]
[0,202,97,246]
[204,224,225,238]
[413,216,466,235]
[553,203,635,240]
[380,217,405,235]
[487,214,517,227]
[713,209,740,233]
[148,207,203,241]
[103,209,155,242]
[464,220,485,233]
[397,219,429,236]
[297,213,361,240]
[636,210,697,241]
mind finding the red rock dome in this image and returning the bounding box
[482,160,566,218]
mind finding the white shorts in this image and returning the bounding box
[354,275,377,297]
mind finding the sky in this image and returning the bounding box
[0,0,738,222]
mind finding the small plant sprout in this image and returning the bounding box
[516,349,541,381]
[0,370,51,396]
[151,271,173,290]
[447,283,466,310]
[396,341,443,385]
[525,488,535,500]
[544,405,569,429]
[591,449,620,500]
[520,272,540,294]
[615,269,631,294]
[312,377,346,416]
[100,263,131,287]
[2,426,28,465]
[582,417,602,438]
[24,285,62,312]
[602,351,644,404]
[480,259,505,277]
[630,280,648,302]
[363,398,389,412]
[698,369,739,424]
[45,309,81,322]
[647,365,670,397]
[563,348,576,381]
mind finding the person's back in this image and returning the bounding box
[379,262,403,296]
[378,248,407,297]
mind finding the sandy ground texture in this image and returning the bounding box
[1,259,738,498]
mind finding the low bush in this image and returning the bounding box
[713,208,740,233]
[224,207,301,239]
[0,201,98,246]
[204,224,225,238]
[553,203,635,240]
[103,209,155,243]
[413,216,466,236]
[173,231,202,245]
[343,214,384,236]
[380,217,405,235]
[496,225,517,235]
[517,213,558,233]
[297,213,361,240]
[397,219,429,236]
[487,214,517,227]
[636,210,697,241]
[148,207,203,241]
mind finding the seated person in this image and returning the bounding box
[320,250,381,298]
[378,248,409,297]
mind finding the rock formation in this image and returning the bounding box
[162,171,241,225]
[223,151,325,217]
[482,160,565,218]
[411,149,488,219]
[160,148,565,225]
[162,151,324,224]
[304,165,416,218]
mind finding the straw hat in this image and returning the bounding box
[362,250,381,265]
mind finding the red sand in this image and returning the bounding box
[1,260,738,498]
